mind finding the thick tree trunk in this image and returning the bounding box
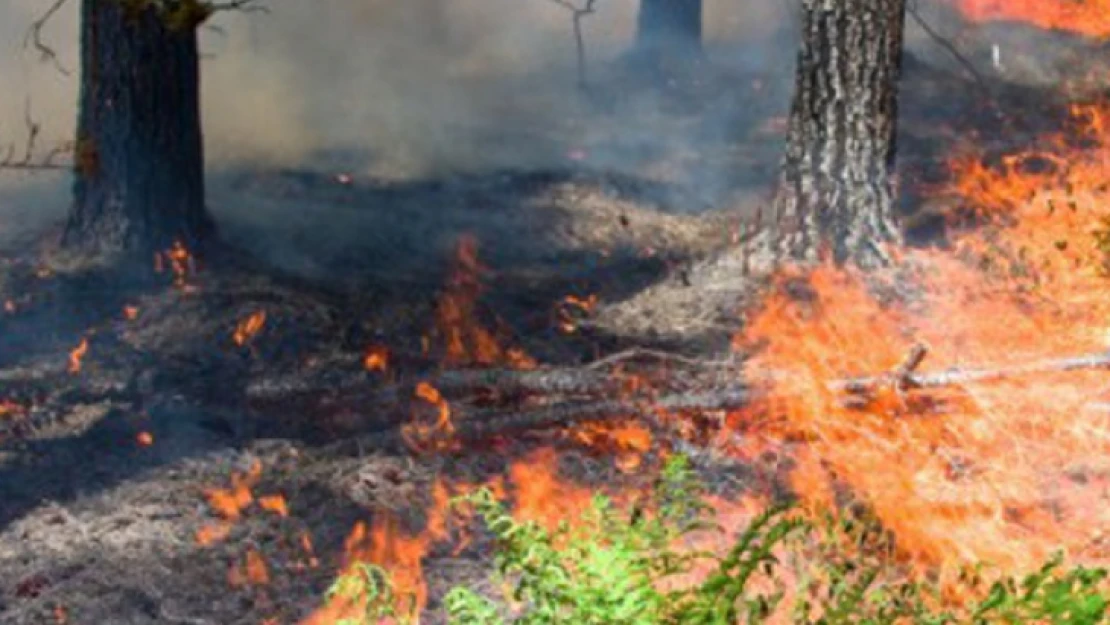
[64,0,214,256]
[761,0,906,268]
[634,0,703,62]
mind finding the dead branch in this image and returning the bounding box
[906,0,988,93]
[247,366,625,407]
[0,96,72,172]
[831,349,1110,394]
[545,0,601,88]
[245,348,739,404]
[335,346,1110,455]
[23,0,72,76]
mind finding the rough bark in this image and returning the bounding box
[64,0,214,256]
[760,0,907,268]
[634,0,703,62]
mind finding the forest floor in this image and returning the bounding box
[0,23,1106,625]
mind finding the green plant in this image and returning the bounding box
[325,454,1110,625]
[324,562,415,625]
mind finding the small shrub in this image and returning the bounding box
[326,454,1110,624]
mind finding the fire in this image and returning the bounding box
[258,494,288,517]
[68,338,88,374]
[155,240,197,291]
[401,382,456,452]
[362,345,389,372]
[196,459,264,545]
[432,234,535,369]
[232,310,267,347]
[731,101,1110,595]
[304,451,605,623]
[136,431,154,446]
[949,0,1110,39]
[123,305,139,320]
[557,293,598,334]
[228,547,271,587]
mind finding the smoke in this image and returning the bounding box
[0,0,806,249]
[0,0,799,171]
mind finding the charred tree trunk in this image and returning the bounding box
[633,0,703,65]
[761,0,906,268]
[64,0,214,257]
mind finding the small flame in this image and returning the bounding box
[68,338,88,374]
[362,345,389,372]
[156,240,197,291]
[136,431,154,446]
[258,494,288,517]
[432,234,536,369]
[401,382,456,451]
[228,547,270,587]
[123,305,139,320]
[233,311,267,347]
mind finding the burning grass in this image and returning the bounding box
[321,455,1109,624]
[298,97,1110,625]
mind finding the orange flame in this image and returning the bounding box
[228,547,270,587]
[731,102,1110,595]
[68,338,88,374]
[949,0,1110,39]
[432,234,535,369]
[156,240,197,291]
[362,345,389,372]
[233,310,267,347]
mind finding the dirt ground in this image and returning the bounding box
[0,28,1100,625]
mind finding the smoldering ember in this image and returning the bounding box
[3,0,1110,623]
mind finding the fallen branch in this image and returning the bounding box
[352,346,1110,454]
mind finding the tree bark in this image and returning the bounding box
[64,0,214,256]
[761,0,906,268]
[634,0,703,62]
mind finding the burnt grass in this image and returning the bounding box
[0,33,1102,624]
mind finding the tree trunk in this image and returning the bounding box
[761,0,906,268]
[634,0,703,62]
[64,0,214,256]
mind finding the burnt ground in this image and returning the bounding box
[0,26,1105,625]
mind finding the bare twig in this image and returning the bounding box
[0,96,72,173]
[23,0,72,76]
[906,0,989,95]
[545,0,601,88]
[207,0,270,15]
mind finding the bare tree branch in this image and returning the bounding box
[545,0,601,88]
[206,0,269,15]
[0,96,72,173]
[23,0,72,76]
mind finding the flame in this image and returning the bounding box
[949,0,1110,38]
[731,101,1110,595]
[432,234,535,369]
[258,494,288,517]
[196,460,263,546]
[233,311,267,347]
[228,547,271,587]
[68,338,88,374]
[362,345,389,372]
[401,382,456,452]
[156,240,197,291]
[123,305,139,320]
[136,431,154,446]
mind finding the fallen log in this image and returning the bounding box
[332,347,1110,455]
[247,365,622,404]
